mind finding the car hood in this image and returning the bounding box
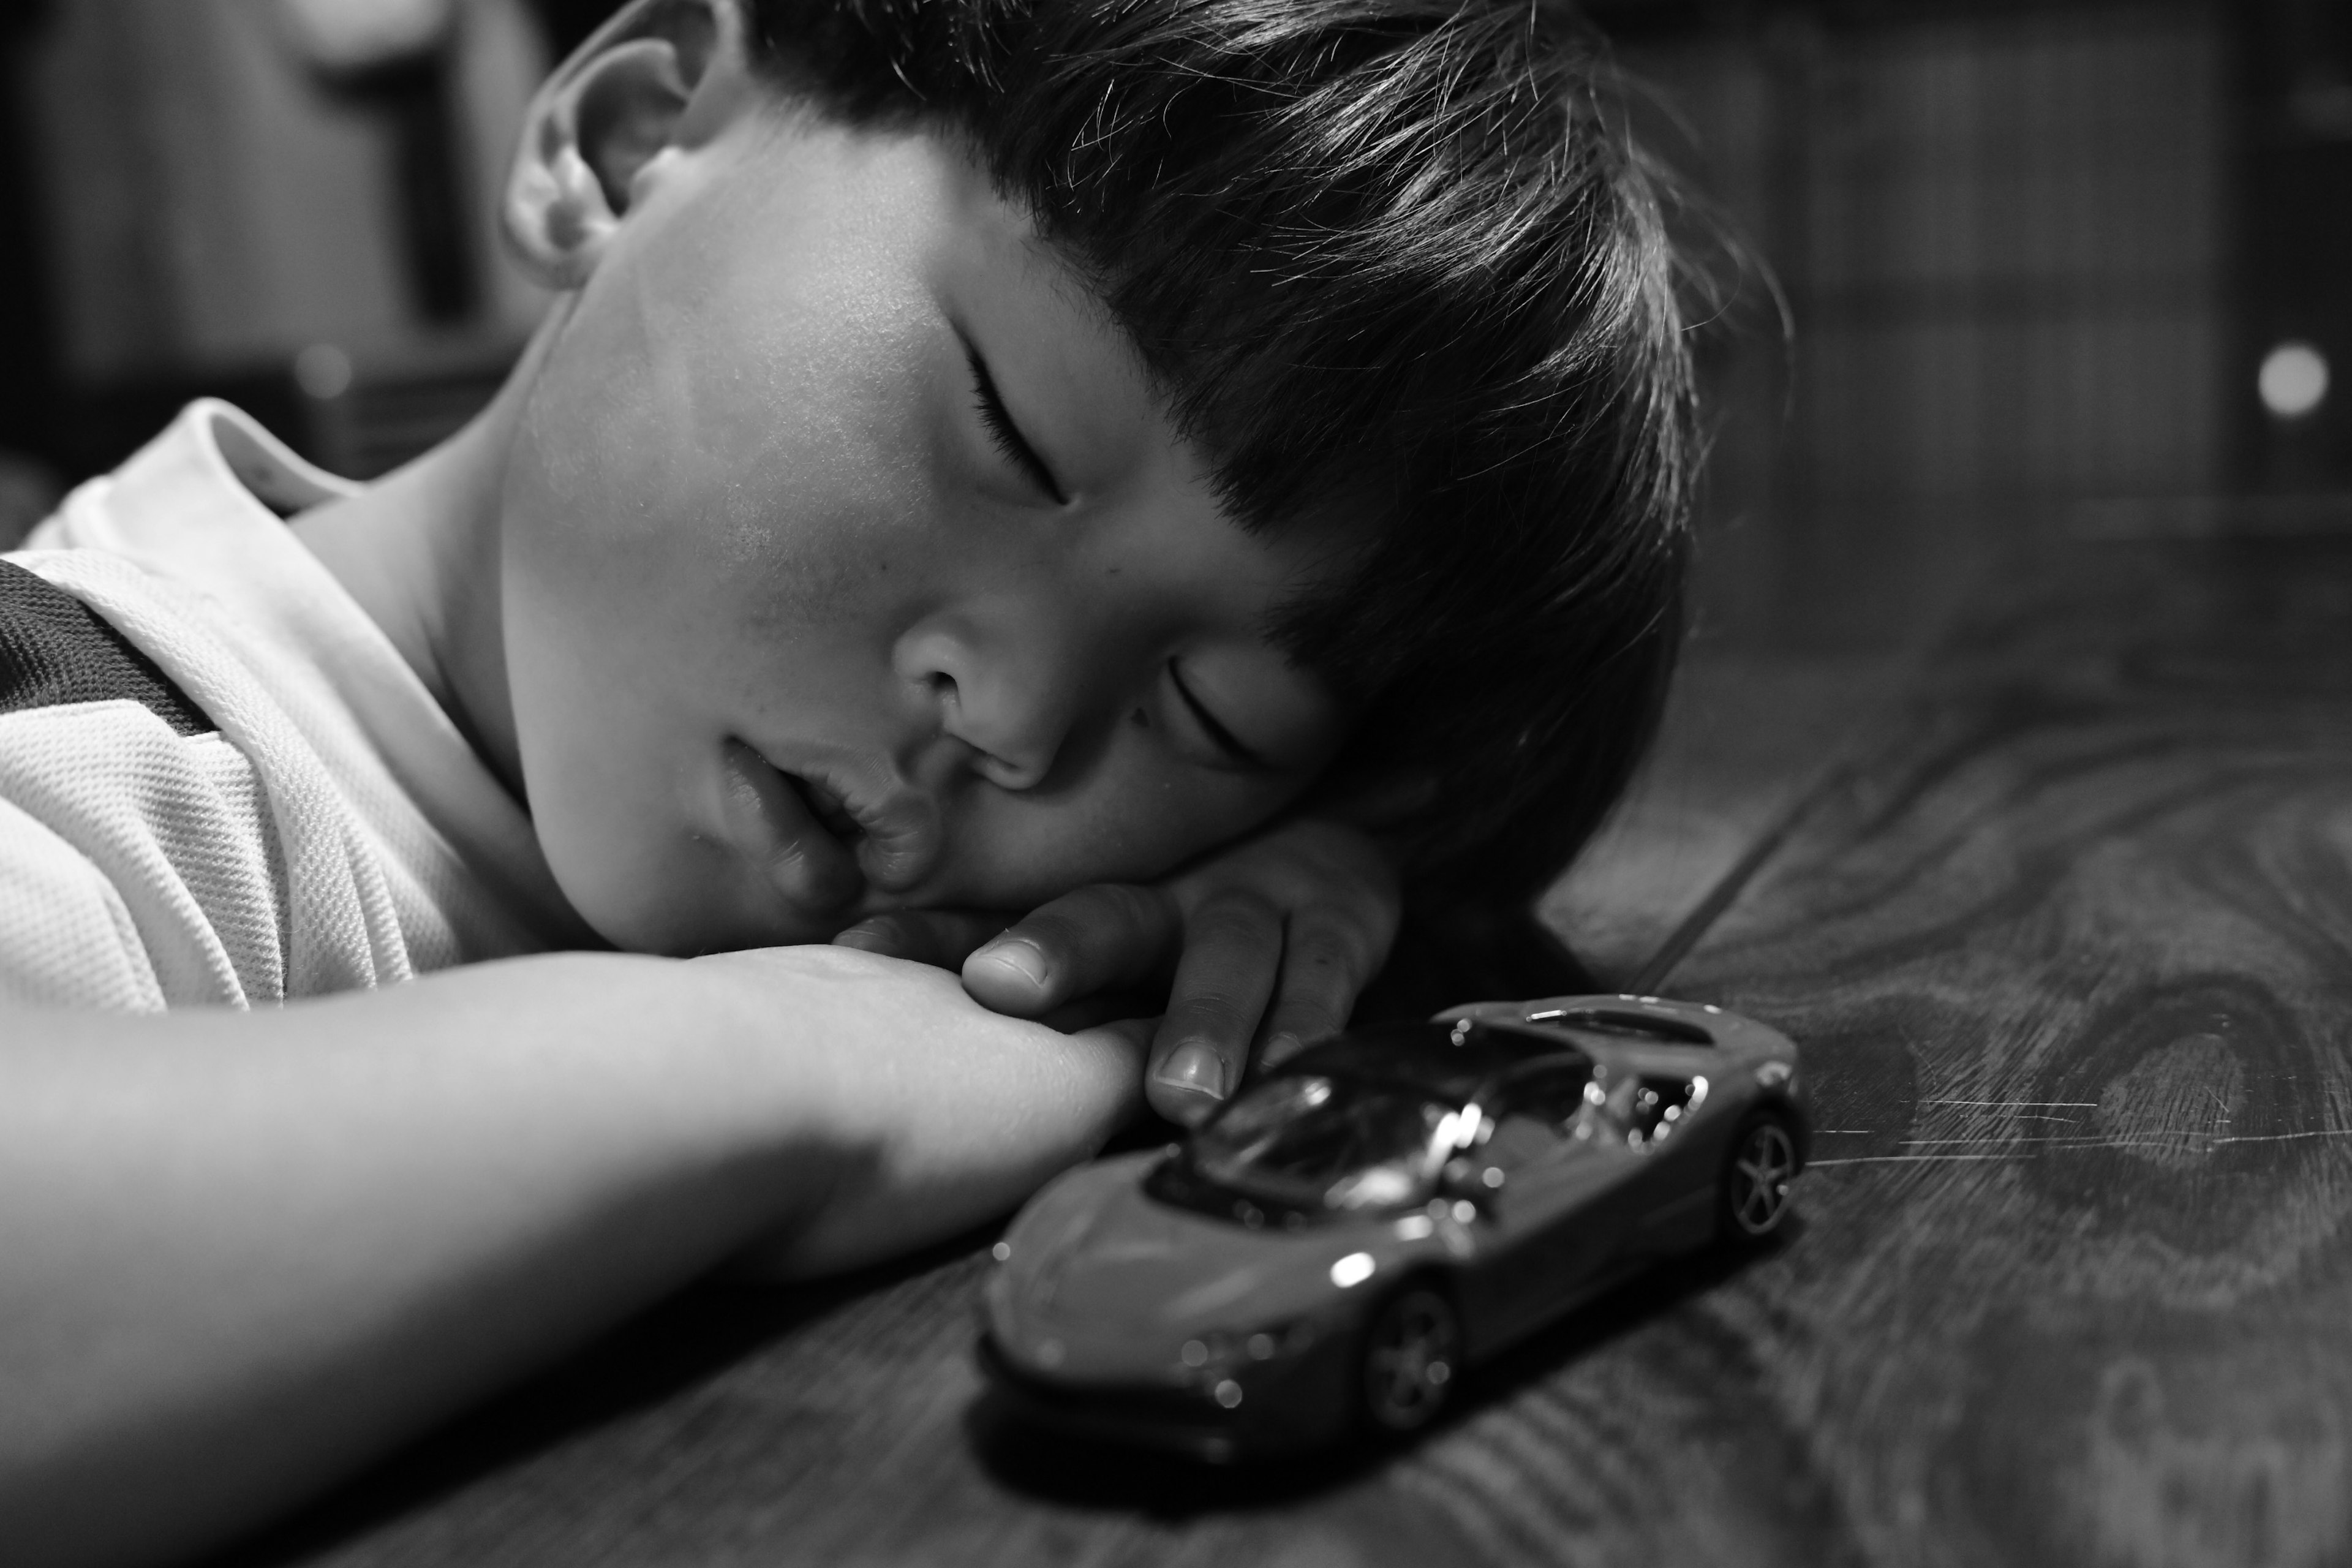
[987,1152,1408,1381]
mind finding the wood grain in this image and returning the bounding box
[221,531,2352,1568]
[1647,531,2352,1568]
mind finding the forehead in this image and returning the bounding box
[939,163,1194,494]
[722,111,1363,597]
[611,110,1359,701]
[909,139,1370,625]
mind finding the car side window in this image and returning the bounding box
[1479,1068,1593,1170]
[1578,1074,1704,1151]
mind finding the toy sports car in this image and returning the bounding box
[979,995,1807,1460]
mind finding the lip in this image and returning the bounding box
[718,742,946,911]
[717,741,865,915]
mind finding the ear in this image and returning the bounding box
[502,0,747,290]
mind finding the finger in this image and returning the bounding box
[1070,1014,1158,1068]
[962,883,1181,1018]
[1257,909,1380,1068]
[832,910,1013,971]
[1039,990,1167,1035]
[1147,890,1283,1126]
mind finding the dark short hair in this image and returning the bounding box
[743,0,1695,912]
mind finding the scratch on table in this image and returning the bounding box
[1807,1153,2016,1166]
[1901,1136,2122,1147]
[1920,1099,2100,1109]
[1810,1129,2352,1167]
[2213,1129,2352,1147]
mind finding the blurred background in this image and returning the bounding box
[0,0,618,537]
[0,0,2335,968]
[1605,0,2345,652]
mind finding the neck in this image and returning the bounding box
[290,309,568,801]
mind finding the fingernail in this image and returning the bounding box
[831,919,894,954]
[971,938,1048,989]
[1262,1031,1303,1066]
[1156,1042,1226,1102]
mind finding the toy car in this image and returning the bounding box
[978,994,1807,1460]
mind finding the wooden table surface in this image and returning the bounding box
[222,528,2352,1568]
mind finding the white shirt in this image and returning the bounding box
[1,400,584,1009]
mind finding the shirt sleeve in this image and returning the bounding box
[0,705,285,1010]
[0,788,167,1011]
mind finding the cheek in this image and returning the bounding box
[499,266,957,728]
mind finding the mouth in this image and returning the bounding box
[717,741,943,913]
[786,771,865,846]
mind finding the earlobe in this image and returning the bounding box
[502,0,734,290]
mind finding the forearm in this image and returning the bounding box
[0,952,801,1564]
[0,948,1141,1567]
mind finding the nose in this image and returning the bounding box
[892,607,1098,791]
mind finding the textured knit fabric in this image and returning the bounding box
[1,400,587,1010]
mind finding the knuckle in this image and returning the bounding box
[1100,881,1178,935]
[1167,964,1270,1018]
[1273,981,1353,1036]
[1047,883,1169,944]
[1162,1000,1251,1050]
[1009,909,1089,957]
[1289,916,1376,974]
[1286,951,1359,1001]
[1187,888,1282,943]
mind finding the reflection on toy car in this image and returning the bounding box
[979,994,1808,1460]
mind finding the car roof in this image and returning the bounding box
[1278,1020,1589,1102]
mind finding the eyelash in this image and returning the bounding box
[965,349,1068,505]
[1167,660,1267,771]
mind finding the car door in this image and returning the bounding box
[1599,1070,1719,1256]
[1458,1065,1642,1349]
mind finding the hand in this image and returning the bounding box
[832,818,1401,1126]
[690,945,1153,1276]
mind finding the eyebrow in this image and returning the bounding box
[960,336,1068,505]
[1169,660,1271,770]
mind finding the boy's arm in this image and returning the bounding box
[839,816,1401,1123]
[0,948,1142,1568]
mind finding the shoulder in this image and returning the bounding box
[0,559,213,737]
[0,562,295,1008]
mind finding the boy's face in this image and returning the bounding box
[499,107,1354,954]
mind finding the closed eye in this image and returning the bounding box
[1169,660,1268,770]
[963,341,1067,505]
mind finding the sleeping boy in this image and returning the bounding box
[0,0,1693,1559]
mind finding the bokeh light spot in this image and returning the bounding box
[295,343,355,402]
[2259,341,2329,420]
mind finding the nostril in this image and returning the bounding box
[895,625,1069,790]
[978,753,1046,791]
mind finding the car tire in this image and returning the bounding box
[1719,1110,1800,1243]
[1357,1280,1461,1436]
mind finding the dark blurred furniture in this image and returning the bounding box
[212,514,2352,1567]
[526,0,616,56]
[2241,0,2352,491]
[1,0,543,488]
[0,2,63,477]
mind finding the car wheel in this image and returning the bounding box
[1719,1112,1800,1242]
[1359,1281,1460,1435]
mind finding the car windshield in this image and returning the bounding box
[1190,1074,1453,1213]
